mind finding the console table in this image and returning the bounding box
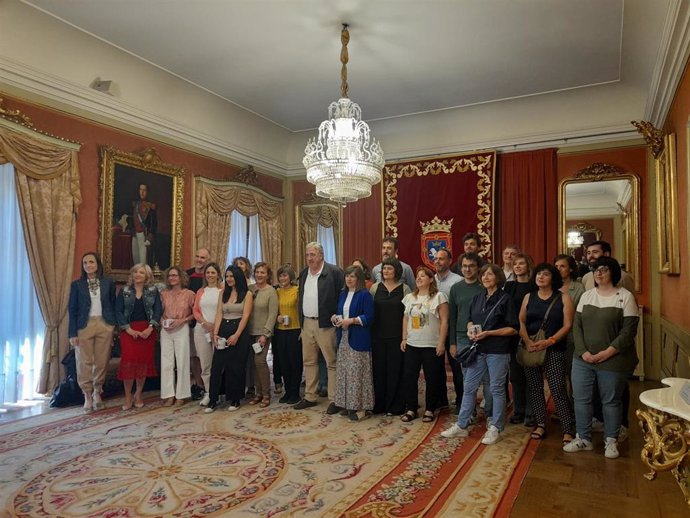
[637,378,690,507]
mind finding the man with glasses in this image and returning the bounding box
[581,240,635,291]
[447,253,485,412]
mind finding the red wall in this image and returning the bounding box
[342,182,383,269]
[557,147,649,307]
[662,61,690,330]
[3,95,283,279]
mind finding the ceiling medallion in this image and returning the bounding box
[303,24,384,205]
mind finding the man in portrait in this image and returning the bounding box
[131,183,157,265]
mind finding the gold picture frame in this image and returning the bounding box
[98,146,185,281]
[656,133,681,274]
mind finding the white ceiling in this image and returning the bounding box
[565,179,631,218]
[22,0,635,132]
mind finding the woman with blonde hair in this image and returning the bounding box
[159,266,196,406]
[400,266,448,423]
[115,263,162,410]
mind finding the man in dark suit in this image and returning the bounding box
[294,242,344,414]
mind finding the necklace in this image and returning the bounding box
[87,278,100,296]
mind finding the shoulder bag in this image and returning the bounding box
[457,293,507,368]
[516,294,559,368]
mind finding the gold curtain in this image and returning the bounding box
[195,178,283,274]
[299,203,339,260]
[0,124,81,394]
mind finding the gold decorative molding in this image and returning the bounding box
[656,133,681,274]
[632,120,665,159]
[232,165,261,187]
[299,190,333,206]
[568,221,602,241]
[575,162,625,181]
[0,96,81,145]
[637,406,690,506]
[420,216,453,234]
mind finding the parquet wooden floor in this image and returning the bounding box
[510,380,689,518]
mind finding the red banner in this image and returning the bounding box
[383,152,496,269]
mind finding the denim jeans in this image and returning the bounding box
[457,352,510,431]
[571,357,628,440]
[457,338,492,417]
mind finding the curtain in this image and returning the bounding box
[0,123,81,395]
[226,211,263,266]
[317,224,337,264]
[0,164,45,404]
[299,203,339,266]
[195,179,283,275]
[496,149,558,263]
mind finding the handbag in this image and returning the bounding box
[457,293,508,368]
[516,294,559,368]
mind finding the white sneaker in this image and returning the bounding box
[441,424,469,438]
[618,425,628,443]
[203,406,215,414]
[199,394,210,407]
[563,434,593,452]
[227,401,240,411]
[481,425,500,445]
[604,437,619,459]
[591,418,604,432]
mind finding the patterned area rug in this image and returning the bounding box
[0,396,535,517]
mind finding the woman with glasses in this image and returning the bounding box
[159,266,196,407]
[564,257,639,459]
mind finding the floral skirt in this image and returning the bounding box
[334,333,374,411]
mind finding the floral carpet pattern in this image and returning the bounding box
[0,397,534,517]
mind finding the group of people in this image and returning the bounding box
[67,233,638,459]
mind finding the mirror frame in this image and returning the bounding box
[294,191,342,271]
[558,162,640,292]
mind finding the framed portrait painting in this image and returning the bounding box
[99,146,185,281]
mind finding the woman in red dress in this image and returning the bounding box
[115,263,162,410]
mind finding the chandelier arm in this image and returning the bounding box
[340,24,349,99]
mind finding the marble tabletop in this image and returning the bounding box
[639,377,690,422]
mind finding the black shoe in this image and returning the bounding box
[524,415,536,427]
[278,395,289,404]
[284,397,301,405]
[190,385,204,401]
[293,399,317,410]
[509,413,525,425]
[326,402,343,415]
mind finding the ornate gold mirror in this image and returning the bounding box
[295,191,342,271]
[559,163,640,292]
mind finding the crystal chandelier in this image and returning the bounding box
[303,24,384,204]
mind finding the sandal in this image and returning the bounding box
[562,433,574,446]
[248,395,262,405]
[259,397,271,408]
[422,411,435,423]
[400,411,417,422]
[530,425,547,440]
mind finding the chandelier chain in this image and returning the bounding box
[340,24,349,98]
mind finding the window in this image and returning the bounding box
[317,224,337,264]
[0,163,45,405]
[226,210,263,266]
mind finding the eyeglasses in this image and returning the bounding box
[593,266,610,274]
[167,273,179,277]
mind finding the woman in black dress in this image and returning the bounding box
[370,258,411,415]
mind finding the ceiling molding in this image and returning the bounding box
[566,207,620,218]
[644,0,690,126]
[0,56,290,177]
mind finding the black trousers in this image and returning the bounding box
[402,344,444,413]
[372,336,405,414]
[208,319,250,405]
[273,329,302,400]
[509,349,532,417]
[445,343,463,405]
